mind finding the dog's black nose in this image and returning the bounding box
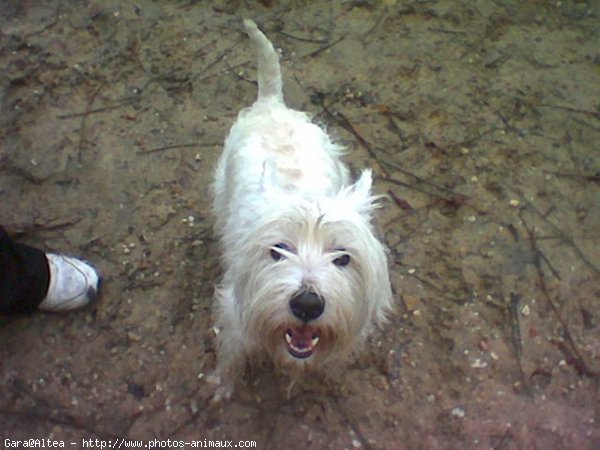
[289,291,324,322]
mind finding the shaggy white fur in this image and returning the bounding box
[211,19,393,400]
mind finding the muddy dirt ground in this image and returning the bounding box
[1,1,599,448]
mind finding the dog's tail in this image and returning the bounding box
[243,19,284,104]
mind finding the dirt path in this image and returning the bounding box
[1,1,599,448]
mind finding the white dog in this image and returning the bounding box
[211,19,393,400]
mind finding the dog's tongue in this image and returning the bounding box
[285,325,320,359]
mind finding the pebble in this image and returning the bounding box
[127,332,142,342]
[471,358,488,368]
[451,407,465,418]
[403,294,420,312]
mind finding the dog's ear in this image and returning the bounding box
[346,169,381,217]
[352,169,373,197]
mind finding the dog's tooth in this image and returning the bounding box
[290,342,305,353]
[285,331,293,344]
[311,336,320,347]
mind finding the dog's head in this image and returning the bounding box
[227,170,393,369]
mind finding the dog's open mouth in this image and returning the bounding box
[285,325,320,359]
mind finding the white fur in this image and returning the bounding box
[210,19,393,400]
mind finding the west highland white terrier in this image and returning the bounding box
[210,19,393,400]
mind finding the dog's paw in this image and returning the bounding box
[206,373,234,403]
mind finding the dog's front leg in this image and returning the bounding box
[208,285,245,402]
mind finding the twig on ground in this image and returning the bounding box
[0,162,44,184]
[491,425,514,450]
[189,38,245,84]
[275,29,330,44]
[4,218,82,237]
[507,292,531,394]
[0,407,121,440]
[427,27,467,35]
[319,106,390,177]
[387,189,413,211]
[57,100,133,119]
[75,83,105,163]
[303,35,346,59]
[519,212,597,379]
[506,184,599,276]
[539,104,600,120]
[136,143,219,155]
[542,170,600,184]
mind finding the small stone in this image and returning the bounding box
[372,374,389,390]
[451,407,465,418]
[127,332,142,342]
[471,358,488,368]
[403,294,420,312]
[509,199,520,207]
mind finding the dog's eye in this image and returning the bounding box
[270,243,290,261]
[333,253,351,267]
